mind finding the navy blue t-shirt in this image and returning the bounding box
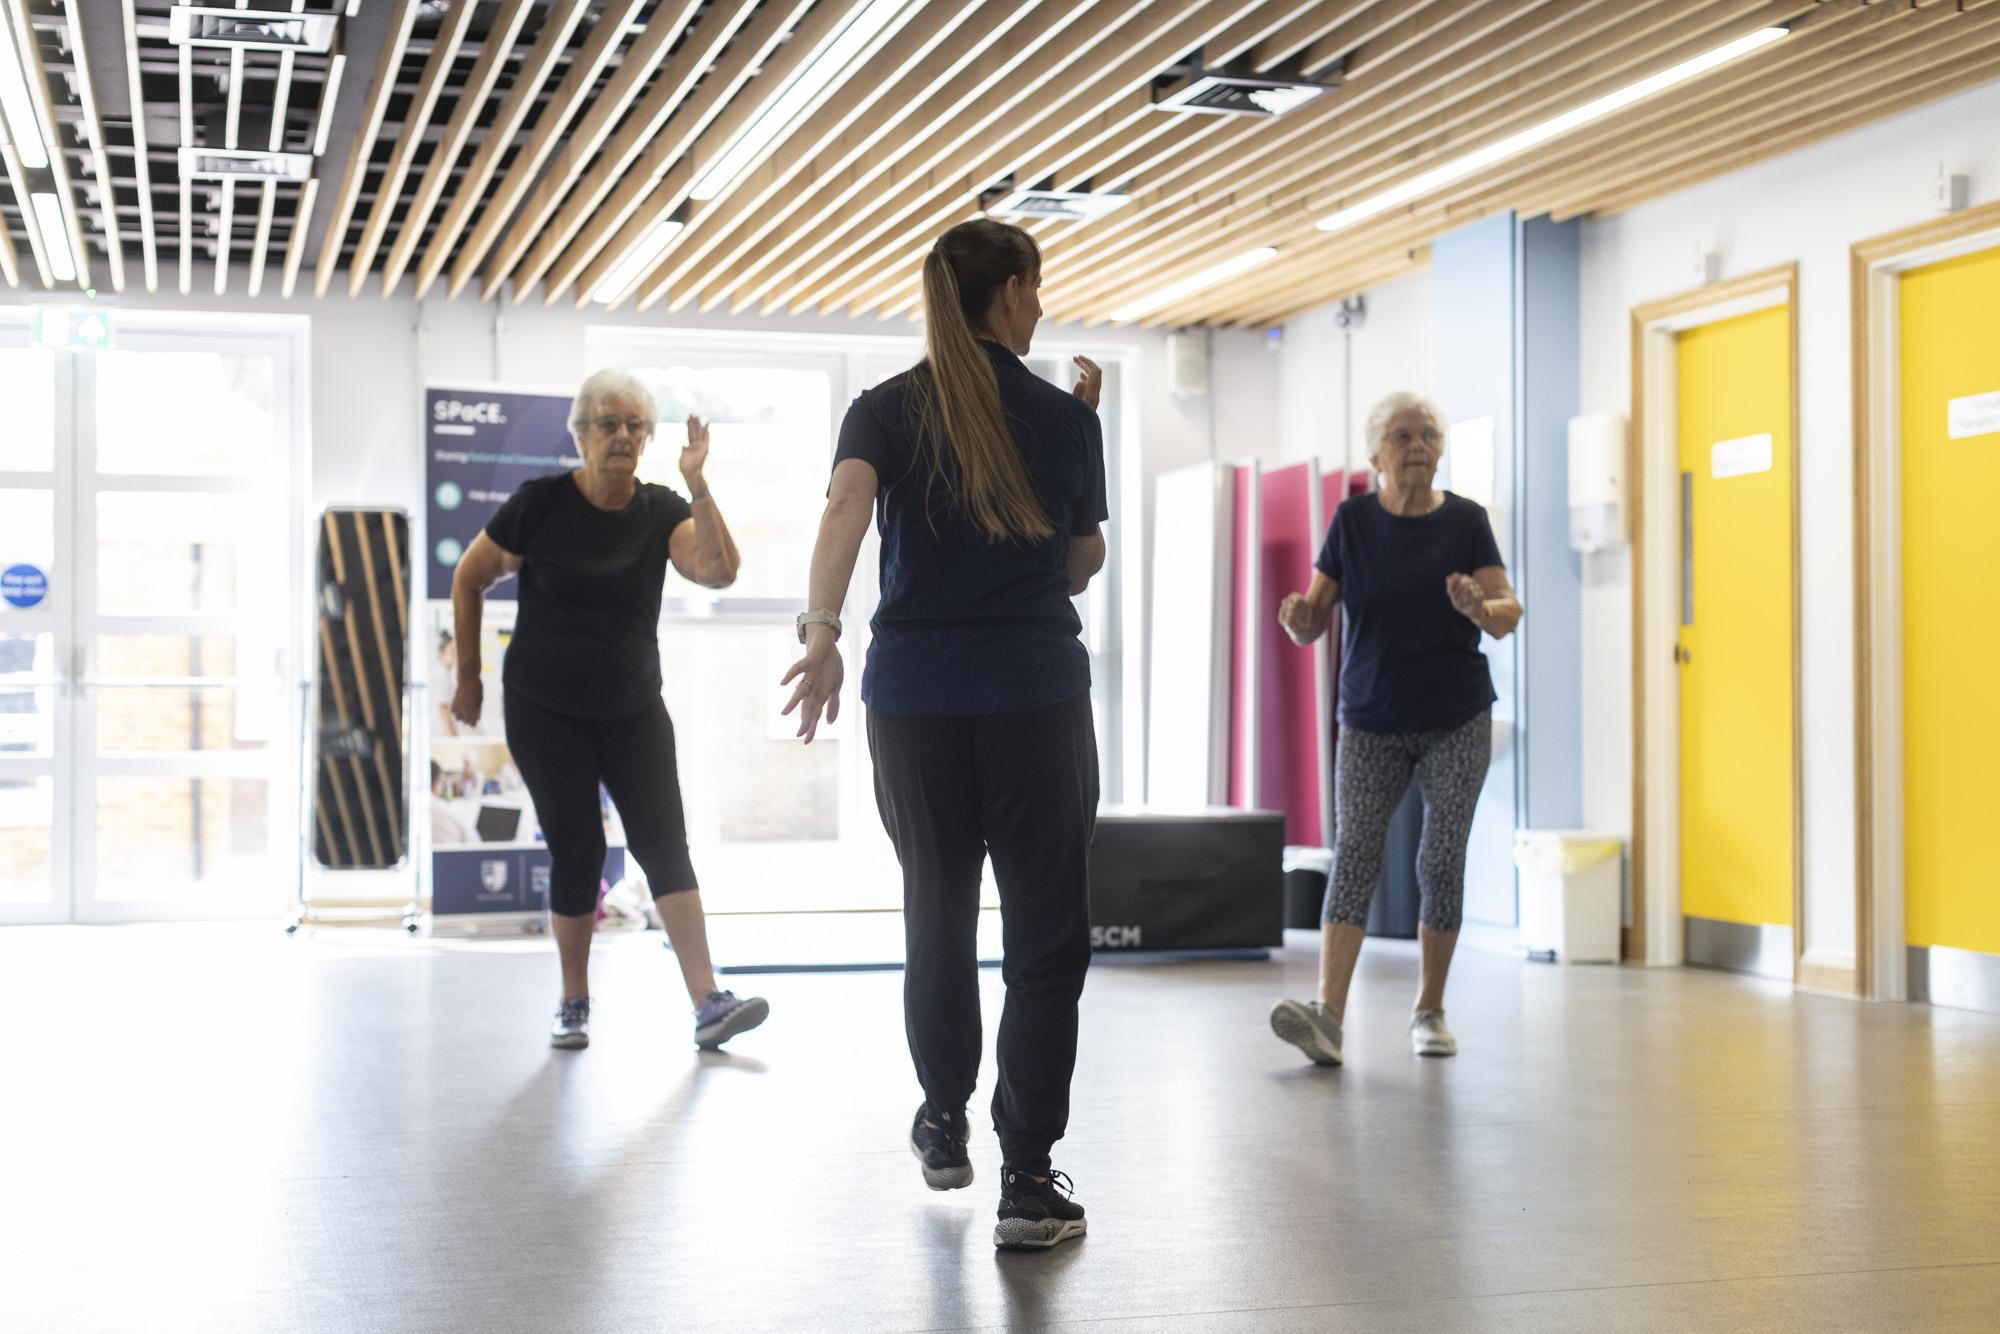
[833,342,1108,716]
[1315,491,1504,734]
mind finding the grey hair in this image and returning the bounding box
[569,367,658,437]
[1364,390,1449,460]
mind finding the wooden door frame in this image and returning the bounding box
[1627,264,1800,971]
[1852,201,2000,1001]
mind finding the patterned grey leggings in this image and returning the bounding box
[1322,709,1492,933]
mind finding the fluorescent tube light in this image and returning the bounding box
[1316,27,1788,234]
[31,192,76,281]
[689,0,905,201]
[592,220,687,304]
[1110,247,1277,322]
[0,9,48,169]
[179,146,315,181]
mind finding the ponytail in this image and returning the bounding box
[908,219,1054,544]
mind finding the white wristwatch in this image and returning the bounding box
[796,609,842,643]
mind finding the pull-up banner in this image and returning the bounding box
[425,387,578,599]
[422,385,623,920]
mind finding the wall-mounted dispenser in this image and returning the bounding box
[1567,413,1627,552]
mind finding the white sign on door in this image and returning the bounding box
[1710,432,1773,479]
[1947,389,2000,440]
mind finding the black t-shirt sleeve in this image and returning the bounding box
[833,394,893,477]
[1314,504,1345,581]
[1464,501,1504,570]
[652,486,693,544]
[485,476,552,555]
[1072,408,1108,535]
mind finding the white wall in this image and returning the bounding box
[1578,77,2000,969]
[1275,268,1432,472]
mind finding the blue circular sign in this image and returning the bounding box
[434,481,463,510]
[2,564,47,609]
[435,537,463,568]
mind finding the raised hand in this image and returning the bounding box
[680,414,710,489]
[1071,356,1103,411]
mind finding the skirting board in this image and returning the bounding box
[1685,916,1793,981]
[1907,944,2000,1015]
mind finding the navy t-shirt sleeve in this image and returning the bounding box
[1465,502,1503,570]
[834,393,894,477]
[1072,407,1108,535]
[1314,505,1345,581]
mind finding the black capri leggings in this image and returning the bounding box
[502,690,699,917]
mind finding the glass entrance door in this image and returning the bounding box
[0,320,301,924]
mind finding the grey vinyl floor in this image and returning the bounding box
[3,922,1998,1333]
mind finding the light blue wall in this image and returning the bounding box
[1430,212,1583,928]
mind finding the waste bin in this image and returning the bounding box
[1515,831,1624,963]
[1281,846,1332,930]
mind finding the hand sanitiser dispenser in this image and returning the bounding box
[1567,413,1628,553]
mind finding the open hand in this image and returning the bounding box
[1071,356,1102,411]
[680,415,710,489]
[1446,572,1488,627]
[780,636,845,744]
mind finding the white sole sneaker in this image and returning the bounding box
[1270,999,1342,1065]
[694,995,769,1049]
[1410,1009,1457,1056]
[993,1216,1086,1250]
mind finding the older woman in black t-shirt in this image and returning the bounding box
[449,369,768,1054]
[1269,391,1522,1068]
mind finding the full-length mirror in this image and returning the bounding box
[310,509,410,869]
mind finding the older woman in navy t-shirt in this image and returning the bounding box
[1269,392,1522,1068]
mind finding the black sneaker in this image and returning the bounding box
[994,1166,1086,1249]
[909,1103,973,1191]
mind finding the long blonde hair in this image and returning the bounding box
[907,219,1054,544]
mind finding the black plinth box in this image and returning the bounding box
[1088,807,1286,952]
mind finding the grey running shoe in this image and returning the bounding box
[1410,1008,1457,1056]
[910,1103,974,1191]
[994,1167,1086,1250]
[550,996,590,1049]
[1270,998,1342,1065]
[693,989,769,1049]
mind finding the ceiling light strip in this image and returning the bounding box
[689,0,908,202]
[0,4,47,169]
[31,192,76,281]
[1316,27,1789,235]
[592,220,687,305]
[1110,247,1277,323]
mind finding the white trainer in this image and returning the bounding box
[1410,1008,1456,1056]
[1270,998,1343,1066]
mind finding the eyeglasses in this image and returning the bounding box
[590,416,654,438]
[1384,427,1442,448]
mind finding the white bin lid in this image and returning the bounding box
[1513,830,1623,875]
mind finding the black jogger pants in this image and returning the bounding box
[866,690,1098,1176]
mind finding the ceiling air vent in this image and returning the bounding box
[986,190,1131,222]
[1154,74,1327,118]
[168,8,339,53]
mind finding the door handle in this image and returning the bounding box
[1675,645,1692,665]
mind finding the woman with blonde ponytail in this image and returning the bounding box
[783,219,1107,1251]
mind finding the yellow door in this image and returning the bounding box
[1902,246,2000,957]
[1676,304,1795,932]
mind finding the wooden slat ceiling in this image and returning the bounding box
[1,0,1993,328]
